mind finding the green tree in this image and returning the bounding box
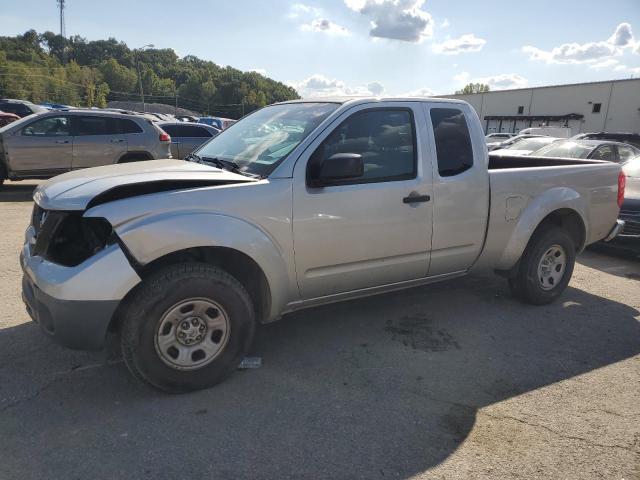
[455,83,490,95]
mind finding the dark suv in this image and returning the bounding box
[0,99,47,118]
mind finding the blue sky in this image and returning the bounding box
[2,0,639,97]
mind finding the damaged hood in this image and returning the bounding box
[33,160,256,211]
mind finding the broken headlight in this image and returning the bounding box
[33,211,114,267]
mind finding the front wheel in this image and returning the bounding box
[508,226,576,305]
[120,263,255,393]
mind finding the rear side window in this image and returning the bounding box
[180,125,213,137]
[590,145,616,161]
[119,119,143,134]
[74,116,120,136]
[430,108,473,177]
[618,145,638,162]
[163,125,214,137]
[0,103,30,116]
[312,108,416,184]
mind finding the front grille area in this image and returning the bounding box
[619,211,640,237]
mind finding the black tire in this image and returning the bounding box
[120,262,255,393]
[508,225,576,305]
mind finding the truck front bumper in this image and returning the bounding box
[20,228,141,350]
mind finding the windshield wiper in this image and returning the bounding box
[200,156,261,179]
[184,153,202,163]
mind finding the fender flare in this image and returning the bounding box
[111,211,292,320]
[496,187,588,271]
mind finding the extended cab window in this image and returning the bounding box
[312,109,416,183]
[21,116,69,136]
[430,108,473,177]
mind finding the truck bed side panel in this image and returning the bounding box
[474,162,620,272]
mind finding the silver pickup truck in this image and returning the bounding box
[21,98,625,392]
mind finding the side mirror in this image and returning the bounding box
[310,153,364,187]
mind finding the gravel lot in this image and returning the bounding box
[0,181,638,480]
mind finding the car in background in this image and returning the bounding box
[530,139,640,162]
[0,99,47,117]
[573,132,640,149]
[519,127,571,138]
[175,115,199,123]
[0,109,171,185]
[198,116,237,130]
[40,102,74,110]
[490,136,560,156]
[157,121,220,159]
[487,133,548,151]
[485,132,515,143]
[0,112,20,127]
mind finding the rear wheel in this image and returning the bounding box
[508,226,576,305]
[120,262,255,393]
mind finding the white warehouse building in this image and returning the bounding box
[441,78,640,136]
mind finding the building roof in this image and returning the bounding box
[438,77,640,97]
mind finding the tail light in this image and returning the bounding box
[159,132,171,142]
[617,170,626,209]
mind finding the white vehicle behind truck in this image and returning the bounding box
[21,97,625,392]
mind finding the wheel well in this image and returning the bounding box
[118,152,153,163]
[134,247,271,324]
[535,208,586,252]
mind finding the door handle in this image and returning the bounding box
[110,139,125,143]
[55,139,69,144]
[403,192,431,204]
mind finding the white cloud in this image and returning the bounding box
[440,18,450,28]
[433,34,486,54]
[472,74,528,90]
[288,3,322,19]
[402,87,437,96]
[608,22,633,47]
[301,18,350,36]
[612,63,640,74]
[345,0,433,42]
[453,71,470,84]
[367,81,385,95]
[291,74,384,97]
[523,22,636,64]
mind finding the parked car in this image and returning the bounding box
[531,139,640,162]
[198,116,237,130]
[0,99,47,117]
[40,102,74,110]
[519,127,571,138]
[157,122,220,159]
[21,98,624,392]
[0,109,171,185]
[487,133,547,151]
[490,136,560,156]
[485,132,515,143]
[0,111,20,127]
[615,156,640,242]
[175,115,199,123]
[573,132,640,149]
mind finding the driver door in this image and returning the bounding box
[292,103,434,300]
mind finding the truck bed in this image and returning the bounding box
[473,155,621,272]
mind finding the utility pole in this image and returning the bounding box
[57,0,66,37]
[135,44,154,112]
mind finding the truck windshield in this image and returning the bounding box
[194,102,339,177]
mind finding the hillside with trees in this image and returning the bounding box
[0,30,299,118]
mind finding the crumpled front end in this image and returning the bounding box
[21,202,141,350]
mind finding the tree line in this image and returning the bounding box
[0,30,300,117]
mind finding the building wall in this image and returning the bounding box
[441,79,640,135]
